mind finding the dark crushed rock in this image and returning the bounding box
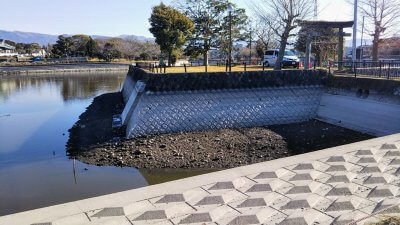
[67,93,374,169]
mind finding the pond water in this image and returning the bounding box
[0,73,211,216]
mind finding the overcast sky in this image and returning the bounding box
[0,0,355,37]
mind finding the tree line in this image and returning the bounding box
[4,40,42,55]
[150,0,400,70]
[149,0,249,66]
[50,35,160,61]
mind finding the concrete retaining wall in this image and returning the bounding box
[121,67,400,138]
[122,66,326,138]
[317,76,400,136]
[126,87,323,138]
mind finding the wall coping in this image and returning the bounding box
[128,66,327,92]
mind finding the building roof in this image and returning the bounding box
[0,40,16,50]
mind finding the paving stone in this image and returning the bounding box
[368,188,394,198]
[281,199,310,210]
[374,204,400,214]
[208,182,235,190]
[327,156,346,162]
[263,179,294,194]
[278,217,308,225]
[50,213,91,225]
[326,165,347,172]
[246,183,272,193]
[385,151,400,157]
[363,176,387,185]
[132,210,167,221]
[253,172,277,179]
[11,137,400,225]
[226,215,258,225]
[381,144,398,150]
[155,194,185,204]
[326,187,352,197]
[292,163,314,170]
[358,157,377,163]
[390,158,400,165]
[289,173,313,181]
[356,216,381,225]
[92,207,125,218]
[235,208,286,224]
[327,175,350,183]
[179,213,212,224]
[130,202,195,222]
[183,205,239,225]
[285,186,312,195]
[279,208,334,225]
[123,200,155,216]
[237,198,267,208]
[190,190,247,210]
[361,166,382,173]
[326,201,355,212]
[356,150,373,156]
[196,196,225,206]
[333,210,369,225]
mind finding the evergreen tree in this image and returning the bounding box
[149,3,194,66]
[177,0,248,65]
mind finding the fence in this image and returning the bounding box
[135,60,280,74]
[334,60,400,79]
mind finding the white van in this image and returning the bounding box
[264,49,300,68]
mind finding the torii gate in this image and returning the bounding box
[299,21,354,70]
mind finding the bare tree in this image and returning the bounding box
[358,0,400,61]
[253,19,277,51]
[251,0,314,70]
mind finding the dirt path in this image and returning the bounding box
[67,92,374,169]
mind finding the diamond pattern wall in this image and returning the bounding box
[126,86,323,138]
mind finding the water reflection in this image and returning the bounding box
[0,73,149,216]
[0,73,125,103]
[0,73,215,216]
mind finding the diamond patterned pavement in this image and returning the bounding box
[2,136,400,225]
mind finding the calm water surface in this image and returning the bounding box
[0,73,211,216]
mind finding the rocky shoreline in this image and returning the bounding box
[67,92,374,169]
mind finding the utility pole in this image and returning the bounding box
[249,28,252,64]
[360,16,365,61]
[352,0,358,62]
[228,6,233,72]
[314,0,318,20]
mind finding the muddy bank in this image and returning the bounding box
[67,93,374,169]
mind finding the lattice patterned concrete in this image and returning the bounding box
[2,134,400,225]
[126,86,323,138]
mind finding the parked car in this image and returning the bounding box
[264,49,300,68]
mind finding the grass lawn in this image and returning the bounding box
[160,65,274,73]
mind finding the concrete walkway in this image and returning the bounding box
[2,134,400,225]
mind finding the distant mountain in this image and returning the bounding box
[0,30,59,46]
[0,30,154,46]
